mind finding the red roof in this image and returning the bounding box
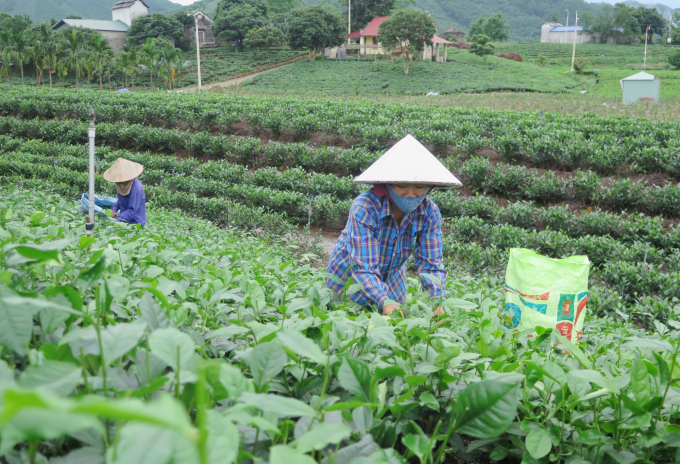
[345,30,361,39]
[361,16,389,36]
[432,35,454,45]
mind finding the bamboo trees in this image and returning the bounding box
[120,43,138,89]
[158,42,181,90]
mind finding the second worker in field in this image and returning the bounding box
[325,134,462,317]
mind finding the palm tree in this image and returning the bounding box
[158,42,181,90]
[64,29,84,88]
[89,33,112,90]
[0,30,12,85]
[104,48,114,90]
[55,48,69,88]
[139,38,159,89]
[121,42,138,89]
[35,23,59,88]
[11,31,30,85]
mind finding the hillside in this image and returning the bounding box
[184,0,599,40]
[0,0,182,23]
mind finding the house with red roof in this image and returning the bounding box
[344,15,454,62]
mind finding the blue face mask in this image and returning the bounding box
[386,185,428,214]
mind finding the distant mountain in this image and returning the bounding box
[0,0,183,23]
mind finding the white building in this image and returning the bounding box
[111,0,149,27]
[540,22,623,44]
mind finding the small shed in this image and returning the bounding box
[620,71,660,105]
[441,25,465,41]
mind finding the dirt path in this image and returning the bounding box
[179,56,306,93]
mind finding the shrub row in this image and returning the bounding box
[457,157,680,216]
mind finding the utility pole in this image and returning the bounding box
[188,12,202,93]
[571,11,578,72]
[565,10,569,44]
[86,110,96,237]
[643,24,649,70]
[348,0,351,45]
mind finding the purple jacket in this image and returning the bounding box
[112,178,146,226]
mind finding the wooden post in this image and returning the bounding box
[444,45,448,62]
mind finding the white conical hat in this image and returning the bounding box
[354,134,462,188]
[103,158,144,183]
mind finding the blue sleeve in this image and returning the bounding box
[112,199,119,213]
[347,206,390,309]
[117,188,142,223]
[415,204,447,299]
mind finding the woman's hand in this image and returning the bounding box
[433,306,445,317]
[111,211,117,218]
[383,304,404,318]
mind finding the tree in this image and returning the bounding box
[214,0,268,19]
[0,31,13,85]
[348,0,396,31]
[669,49,680,69]
[378,9,437,75]
[10,31,30,85]
[673,27,680,46]
[0,14,32,34]
[32,23,60,88]
[469,34,495,63]
[157,42,182,90]
[287,5,344,61]
[468,13,510,42]
[63,28,84,88]
[631,6,666,42]
[126,14,191,51]
[65,15,83,19]
[121,43,139,89]
[550,13,559,23]
[89,33,113,90]
[244,25,285,56]
[212,4,266,46]
[139,38,160,89]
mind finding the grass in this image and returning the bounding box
[494,42,680,68]
[242,48,592,96]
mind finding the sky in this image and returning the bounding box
[168,0,197,5]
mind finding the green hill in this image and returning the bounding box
[0,0,182,23]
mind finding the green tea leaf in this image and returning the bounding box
[295,422,353,454]
[338,358,371,403]
[242,341,287,388]
[277,329,326,364]
[525,428,552,459]
[19,361,81,396]
[239,392,316,417]
[148,327,196,370]
[454,374,522,439]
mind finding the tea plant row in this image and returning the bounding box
[2,187,680,464]
[3,87,680,176]
[459,157,680,217]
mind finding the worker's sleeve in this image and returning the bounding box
[415,205,447,300]
[347,206,390,309]
[116,188,142,223]
[111,199,119,213]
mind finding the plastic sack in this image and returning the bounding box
[502,248,590,342]
[80,193,117,217]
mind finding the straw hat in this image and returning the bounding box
[354,134,462,188]
[103,158,144,183]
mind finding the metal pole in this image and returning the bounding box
[571,11,578,72]
[87,109,96,237]
[348,0,351,45]
[565,11,569,44]
[643,25,649,71]
[189,13,202,93]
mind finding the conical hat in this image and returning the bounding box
[354,134,462,188]
[103,158,144,183]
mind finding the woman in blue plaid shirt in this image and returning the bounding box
[326,135,462,317]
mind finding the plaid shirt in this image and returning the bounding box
[326,189,446,309]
